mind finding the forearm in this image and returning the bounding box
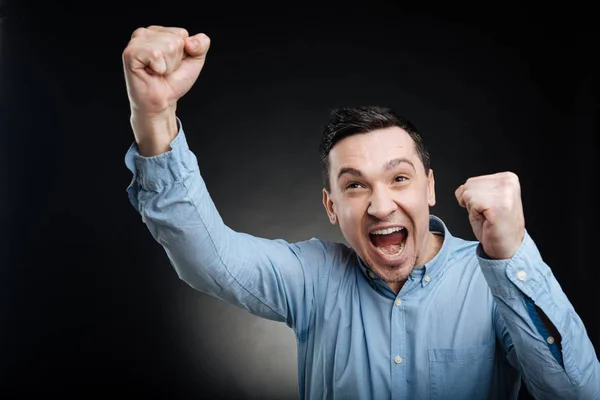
[480,232,600,398]
[130,110,178,157]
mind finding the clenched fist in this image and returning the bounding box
[122,26,210,156]
[455,172,525,260]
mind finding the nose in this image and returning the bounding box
[367,188,397,220]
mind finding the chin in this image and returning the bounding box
[373,261,415,282]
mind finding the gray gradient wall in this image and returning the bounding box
[2,2,597,399]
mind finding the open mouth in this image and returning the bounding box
[369,226,408,257]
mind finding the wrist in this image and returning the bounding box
[130,111,178,157]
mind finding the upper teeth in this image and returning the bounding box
[370,226,405,235]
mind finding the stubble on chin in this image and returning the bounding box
[379,251,420,284]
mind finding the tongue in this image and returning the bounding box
[371,231,406,248]
[372,231,406,256]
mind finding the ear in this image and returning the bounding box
[322,188,338,225]
[427,169,436,207]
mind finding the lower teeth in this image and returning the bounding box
[377,242,405,256]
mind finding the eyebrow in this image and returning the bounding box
[384,157,415,172]
[337,158,416,181]
[337,167,364,180]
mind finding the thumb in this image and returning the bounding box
[184,33,211,59]
[168,33,211,93]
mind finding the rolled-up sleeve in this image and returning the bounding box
[124,120,327,332]
[479,231,600,399]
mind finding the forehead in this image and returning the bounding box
[329,127,418,168]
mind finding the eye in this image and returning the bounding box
[394,176,408,183]
[346,182,364,190]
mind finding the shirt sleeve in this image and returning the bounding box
[481,231,600,399]
[123,120,328,332]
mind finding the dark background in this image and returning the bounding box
[1,1,597,398]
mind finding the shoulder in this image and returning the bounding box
[291,237,356,266]
[430,215,480,266]
[443,234,483,275]
[447,235,480,260]
[287,238,359,290]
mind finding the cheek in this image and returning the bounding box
[395,193,431,227]
[398,197,424,214]
[337,202,364,234]
[403,188,431,210]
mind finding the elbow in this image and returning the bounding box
[551,360,600,400]
[525,357,600,399]
[169,255,236,299]
[565,348,600,398]
[572,361,600,400]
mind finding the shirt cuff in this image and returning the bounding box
[477,230,545,300]
[124,118,195,210]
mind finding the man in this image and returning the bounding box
[122,26,599,399]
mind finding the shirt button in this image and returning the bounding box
[394,355,403,364]
[394,298,402,307]
[516,270,527,281]
[368,271,376,279]
[547,336,555,344]
[424,275,431,282]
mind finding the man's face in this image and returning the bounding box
[322,127,436,284]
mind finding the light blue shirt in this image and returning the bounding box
[124,121,600,400]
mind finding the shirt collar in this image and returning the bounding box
[356,214,454,296]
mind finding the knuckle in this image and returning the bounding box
[165,39,182,54]
[177,28,189,38]
[504,170,517,179]
[131,27,147,38]
[122,47,133,60]
[149,48,163,60]
[122,41,143,60]
[501,171,519,186]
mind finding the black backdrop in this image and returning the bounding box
[1,2,597,398]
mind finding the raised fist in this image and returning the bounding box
[455,171,525,260]
[122,26,210,155]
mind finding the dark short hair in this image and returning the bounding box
[319,106,431,191]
